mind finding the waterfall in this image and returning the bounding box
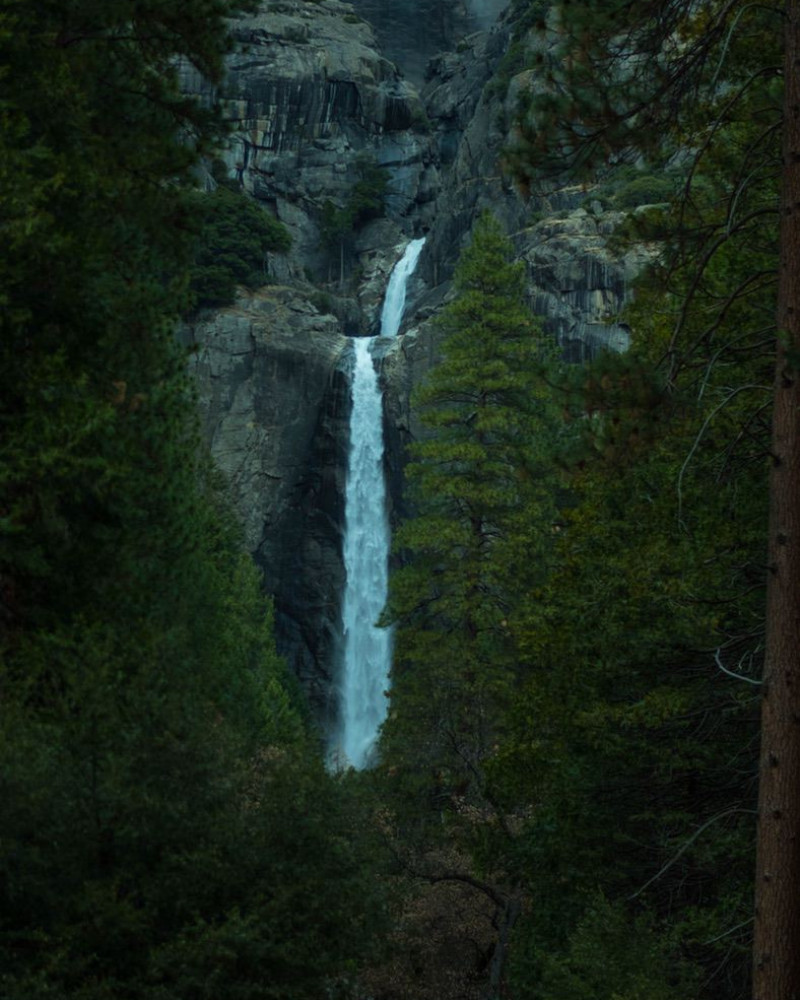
[379,238,426,338]
[337,338,393,771]
[335,238,425,770]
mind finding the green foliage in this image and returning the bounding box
[509,0,780,187]
[495,97,771,988]
[376,220,566,998]
[2,1,778,998]
[486,0,555,101]
[536,896,700,1000]
[501,340,763,991]
[378,9,775,981]
[510,0,551,34]
[611,173,675,208]
[485,38,528,100]
[189,186,291,309]
[0,1,386,996]
[319,155,388,281]
[383,215,560,785]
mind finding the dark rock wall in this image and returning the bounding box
[192,0,435,283]
[266,360,350,727]
[185,290,350,720]
[349,0,470,85]
[349,0,507,85]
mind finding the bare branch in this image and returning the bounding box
[629,807,757,899]
[677,383,772,523]
[704,916,754,945]
[714,647,763,685]
[419,870,508,910]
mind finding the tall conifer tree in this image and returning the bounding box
[509,0,796,995]
[754,3,800,996]
[379,216,560,995]
[0,2,389,995]
[384,213,557,782]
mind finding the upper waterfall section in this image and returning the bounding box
[380,238,426,338]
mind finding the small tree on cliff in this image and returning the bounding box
[320,155,388,284]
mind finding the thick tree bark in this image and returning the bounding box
[487,895,520,1000]
[753,2,800,997]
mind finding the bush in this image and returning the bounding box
[611,174,675,208]
[188,187,291,309]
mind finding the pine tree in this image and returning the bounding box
[509,2,796,994]
[754,5,800,995]
[0,2,389,995]
[502,341,764,998]
[384,214,556,775]
[379,214,561,995]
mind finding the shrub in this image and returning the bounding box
[611,174,675,208]
[188,187,291,309]
[319,155,388,283]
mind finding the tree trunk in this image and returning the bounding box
[753,2,800,997]
[487,895,520,999]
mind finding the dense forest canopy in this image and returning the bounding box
[504,2,798,997]
[378,0,796,996]
[0,2,383,996]
[2,0,798,997]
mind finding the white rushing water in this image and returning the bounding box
[379,237,426,339]
[336,238,425,770]
[337,337,393,770]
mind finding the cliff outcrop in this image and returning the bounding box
[348,0,505,85]
[418,15,646,360]
[205,0,434,282]
[185,288,350,718]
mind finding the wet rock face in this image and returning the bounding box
[184,289,351,717]
[348,0,471,85]
[200,0,434,283]
[418,23,653,366]
[348,0,507,85]
[226,1,401,150]
[419,24,524,287]
[269,357,351,727]
[521,202,656,360]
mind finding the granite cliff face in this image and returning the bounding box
[185,288,350,717]
[348,0,505,85]
[379,12,649,440]
[188,0,651,718]
[416,16,645,359]
[205,0,435,282]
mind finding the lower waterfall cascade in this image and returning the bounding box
[334,237,426,770]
